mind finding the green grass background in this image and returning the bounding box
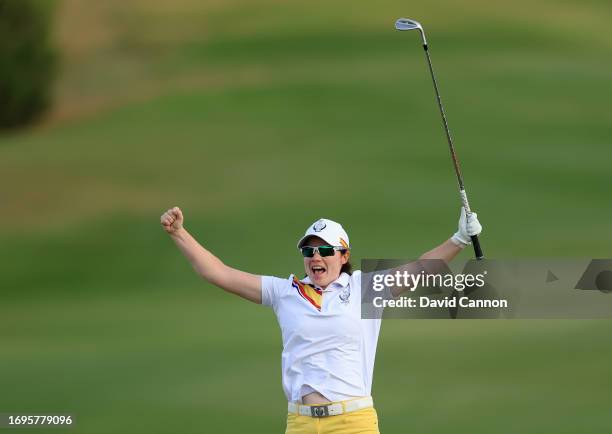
[1,0,611,433]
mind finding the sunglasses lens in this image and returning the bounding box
[301,247,315,257]
[318,246,335,257]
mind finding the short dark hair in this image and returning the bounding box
[340,249,352,275]
[341,260,353,275]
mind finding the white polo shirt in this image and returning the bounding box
[261,270,385,403]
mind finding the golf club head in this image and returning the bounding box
[395,18,427,46]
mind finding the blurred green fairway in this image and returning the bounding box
[1,1,611,433]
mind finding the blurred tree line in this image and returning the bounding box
[0,0,56,130]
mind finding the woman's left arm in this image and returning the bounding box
[389,207,484,297]
[419,238,463,262]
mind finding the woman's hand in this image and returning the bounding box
[419,207,483,263]
[160,206,184,235]
[451,207,483,247]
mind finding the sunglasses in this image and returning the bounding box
[300,245,346,258]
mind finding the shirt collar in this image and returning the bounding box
[301,272,350,291]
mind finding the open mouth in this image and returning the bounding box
[311,265,326,276]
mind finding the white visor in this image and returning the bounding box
[297,218,350,250]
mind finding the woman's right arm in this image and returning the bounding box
[160,207,262,304]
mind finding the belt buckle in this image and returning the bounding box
[310,405,330,418]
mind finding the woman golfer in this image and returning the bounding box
[160,207,482,434]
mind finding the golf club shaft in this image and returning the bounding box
[421,44,483,259]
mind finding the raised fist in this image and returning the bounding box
[160,206,184,234]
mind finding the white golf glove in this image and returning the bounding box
[451,207,483,247]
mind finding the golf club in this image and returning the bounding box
[395,17,483,260]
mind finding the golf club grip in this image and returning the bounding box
[471,235,483,260]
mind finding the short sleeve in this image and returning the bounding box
[261,275,290,308]
[358,269,392,319]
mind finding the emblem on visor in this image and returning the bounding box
[313,220,326,232]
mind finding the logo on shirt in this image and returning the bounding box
[339,287,351,304]
[313,220,326,232]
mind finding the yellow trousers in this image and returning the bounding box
[285,407,380,434]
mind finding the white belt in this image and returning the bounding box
[288,396,373,418]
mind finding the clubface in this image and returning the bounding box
[395,18,422,32]
[395,18,427,46]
